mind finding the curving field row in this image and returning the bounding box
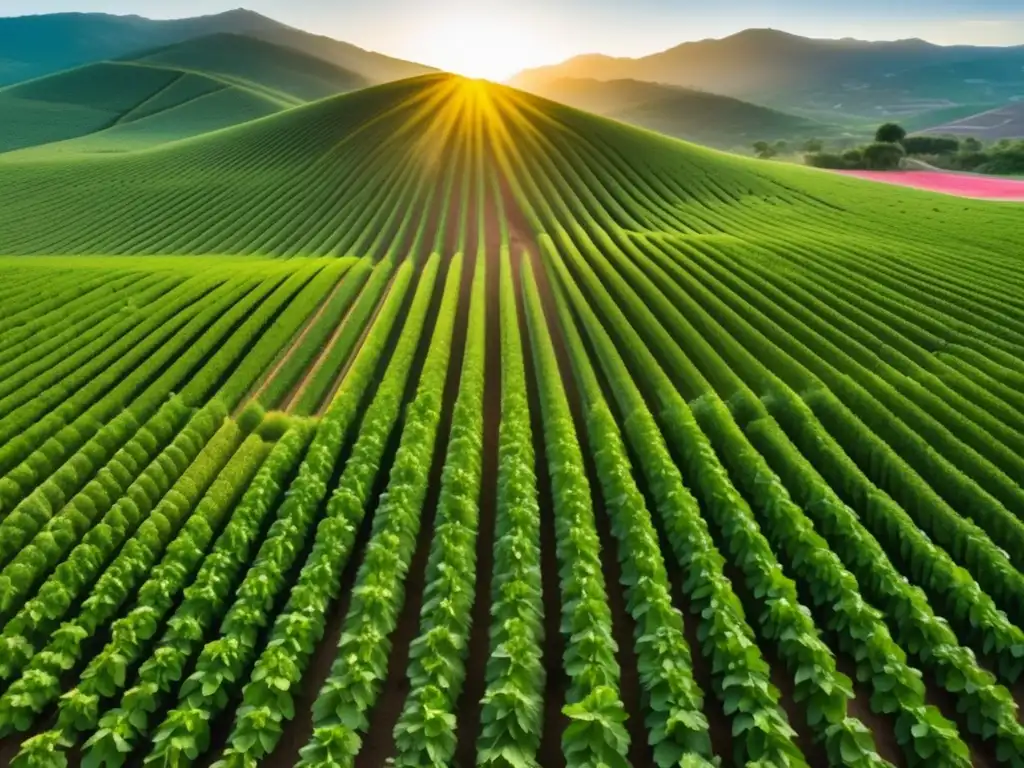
[1,75,1024,768]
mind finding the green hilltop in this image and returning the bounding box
[0,33,377,154]
[0,74,1020,260]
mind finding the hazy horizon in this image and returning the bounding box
[5,0,1024,79]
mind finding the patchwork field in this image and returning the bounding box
[921,102,1024,141]
[3,74,1024,768]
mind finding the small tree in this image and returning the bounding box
[774,140,789,154]
[805,153,846,169]
[803,138,824,153]
[753,141,776,159]
[842,148,864,166]
[864,141,906,170]
[875,122,907,144]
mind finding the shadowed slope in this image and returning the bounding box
[0,34,379,155]
[511,76,834,147]
[0,8,434,88]
[131,33,372,103]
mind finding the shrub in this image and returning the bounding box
[257,412,293,442]
[863,142,906,170]
[979,148,1024,175]
[237,402,266,435]
[806,153,848,169]
[952,151,991,171]
[902,136,959,156]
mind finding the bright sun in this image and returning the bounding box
[419,15,546,81]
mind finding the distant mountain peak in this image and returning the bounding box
[726,28,797,40]
[215,8,273,21]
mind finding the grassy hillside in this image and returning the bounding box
[517,75,839,147]
[2,74,1024,768]
[0,34,373,155]
[511,28,1024,119]
[0,59,283,154]
[0,73,1018,255]
[0,8,284,86]
[0,8,434,89]
[132,32,371,103]
[249,24,437,83]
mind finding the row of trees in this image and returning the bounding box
[801,123,1018,172]
[753,139,822,160]
[753,122,1004,172]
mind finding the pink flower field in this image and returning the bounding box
[837,170,1024,200]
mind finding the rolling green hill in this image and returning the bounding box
[0,34,373,155]
[0,8,283,86]
[0,8,434,88]
[0,60,281,154]
[3,73,1024,768]
[516,75,839,147]
[131,32,372,103]
[0,73,1019,257]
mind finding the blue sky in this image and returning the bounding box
[8,0,1024,76]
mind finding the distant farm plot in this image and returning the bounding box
[922,101,1024,140]
[3,75,1024,768]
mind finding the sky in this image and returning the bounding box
[8,0,1024,79]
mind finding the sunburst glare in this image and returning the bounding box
[415,13,548,81]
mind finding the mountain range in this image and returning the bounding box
[3,9,1024,154]
[512,28,1024,120]
[516,77,843,147]
[0,8,434,88]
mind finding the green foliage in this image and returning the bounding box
[2,74,1024,768]
[0,420,242,739]
[863,141,906,169]
[522,258,629,768]
[236,402,266,435]
[219,255,443,765]
[391,252,486,768]
[79,426,311,768]
[753,140,777,159]
[475,248,545,768]
[296,254,461,766]
[902,135,960,155]
[256,412,293,442]
[875,122,907,143]
[805,152,849,169]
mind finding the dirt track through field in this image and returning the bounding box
[279,273,373,413]
[237,265,353,414]
[314,269,405,416]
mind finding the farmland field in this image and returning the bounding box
[4,73,1024,768]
